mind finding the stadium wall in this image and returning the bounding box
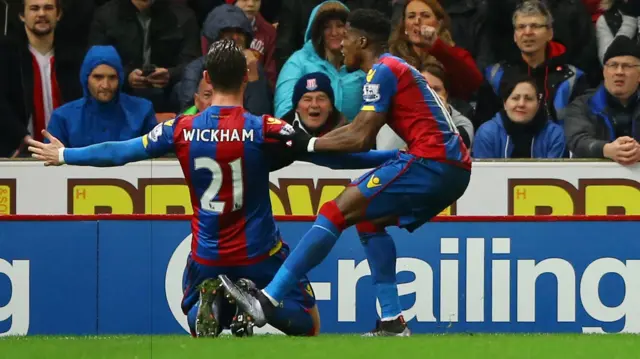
[1,215,640,336]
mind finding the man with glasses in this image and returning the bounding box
[473,0,588,130]
[565,35,640,165]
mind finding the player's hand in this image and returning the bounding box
[419,25,438,49]
[26,130,65,166]
[265,122,313,153]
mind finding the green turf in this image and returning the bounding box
[1,334,639,359]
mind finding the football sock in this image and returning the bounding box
[264,200,346,302]
[357,222,402,321]
[268,299,316,336]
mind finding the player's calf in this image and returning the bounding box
[357,221,405,334]
[195,278,224,338]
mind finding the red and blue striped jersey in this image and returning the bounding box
[143,106,291,266]
[362,54,471,169]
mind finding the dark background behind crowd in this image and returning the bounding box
[1,0,639,165]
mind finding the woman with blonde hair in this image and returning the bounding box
[389,0,483,100]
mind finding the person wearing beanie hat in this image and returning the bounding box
[282,72,345,136]
[602,35,640,103]
[274,1,366,122]
[602,35,640,65]
[565,34,640,163]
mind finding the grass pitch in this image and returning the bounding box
[1,334,639,359]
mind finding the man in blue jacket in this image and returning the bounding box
[565,35,640,164]
[46,46,157,148]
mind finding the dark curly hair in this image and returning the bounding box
[347,9,391,52]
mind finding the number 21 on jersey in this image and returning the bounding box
[194,157,243,213]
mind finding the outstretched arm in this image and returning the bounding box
[312,111,387,152]
[62,137,152,167]
[28,121,176,167]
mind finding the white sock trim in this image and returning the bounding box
[381,314,401,322]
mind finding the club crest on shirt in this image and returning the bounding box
[267,117,282,125]
[149,123,163,142]
[363,84,380,102]
[306,78,318,91]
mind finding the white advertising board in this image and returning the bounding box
[0,160,638,216]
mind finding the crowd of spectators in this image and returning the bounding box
[1,0,639,166]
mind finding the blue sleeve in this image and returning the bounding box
[45,111,69,147]
[300,150,399,169]
[63,120,176,166]
[546,125,567,159]
[471,124,496,159]
[64,137,151,166]
[361,64,398,113]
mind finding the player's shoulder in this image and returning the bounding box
[378,54,410,71]
[165,113,198,129]
[368,54,406,81]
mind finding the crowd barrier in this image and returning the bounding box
[1,215,639,336]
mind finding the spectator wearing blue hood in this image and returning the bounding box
[472,75,566,159]
[176,4,272,116]
[46,46,157,148]
[274,1,366,122]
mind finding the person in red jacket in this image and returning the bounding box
[388,0,483,101]
[227,0,277,90]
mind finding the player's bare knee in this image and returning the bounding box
[333,186,368,226]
